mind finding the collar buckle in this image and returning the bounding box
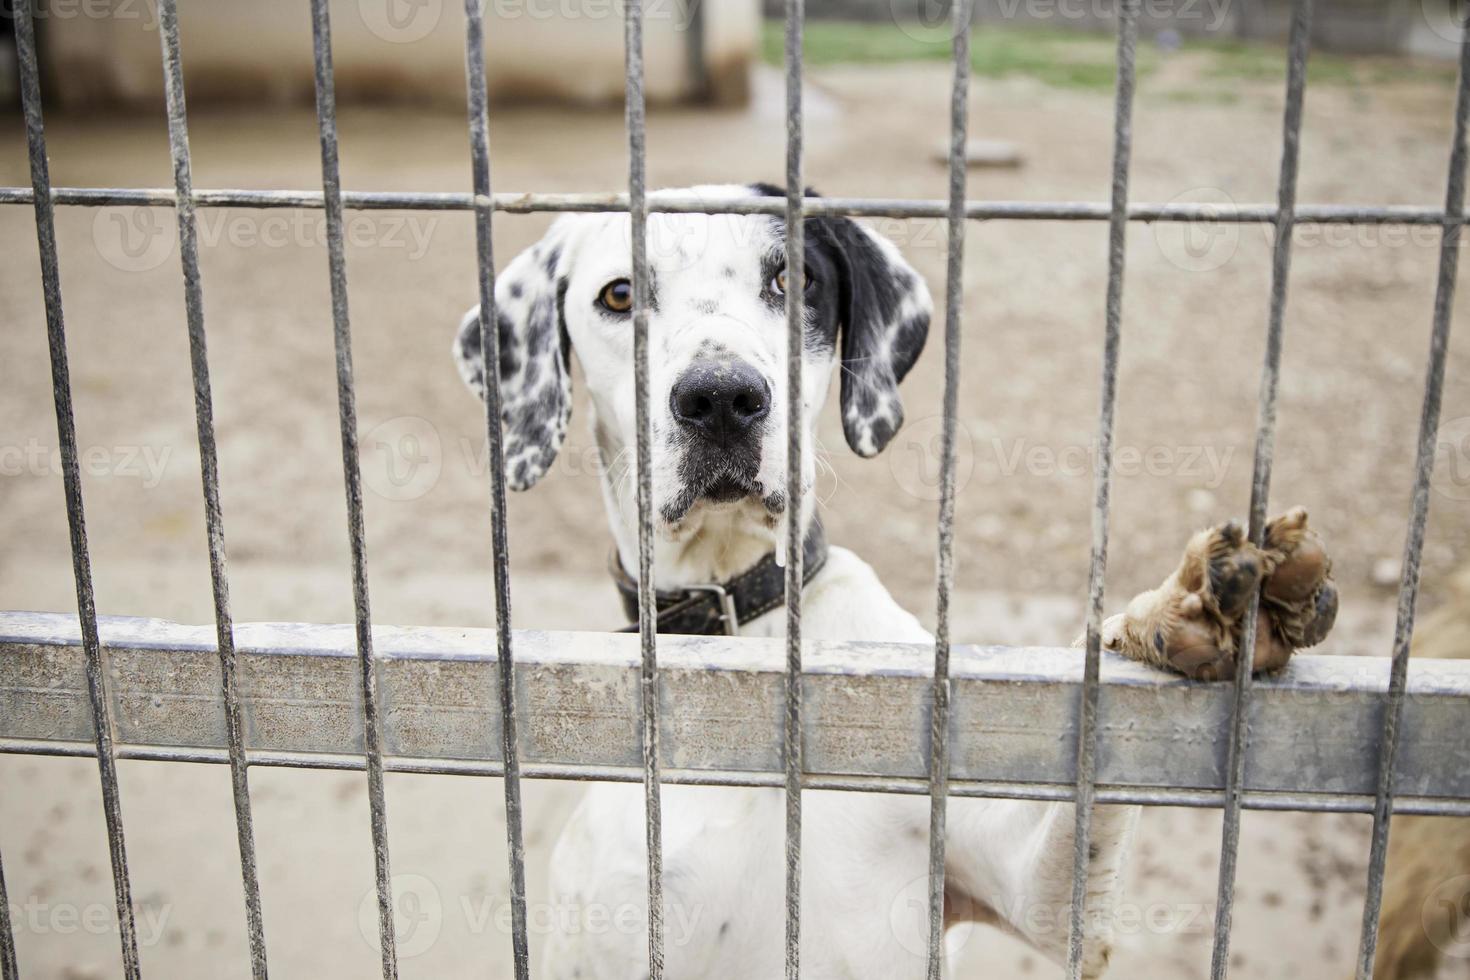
[682,583,739,636]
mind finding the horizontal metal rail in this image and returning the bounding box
[0,185,1459,224]
[5,611,1469,812]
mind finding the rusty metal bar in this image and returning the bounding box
[1354,24,1470,980]
[459,1,532,977]
[153,2,270,975]
[13,2,143,976]
[782,0,806,977]
[926,0,973,976]
[622,2,665,977]
[306,0,398,974]
[0,186,1460,225]
[1066,0,1139,976]
[0,844,15,980]
[1209,1,1314,976]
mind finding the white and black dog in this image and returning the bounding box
[454,184,1339,979]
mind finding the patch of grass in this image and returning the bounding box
[761,19,1457,93]
[761,19,1155,91]
[1198,38,1358,84]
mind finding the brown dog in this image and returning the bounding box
[1371,565,1470,980]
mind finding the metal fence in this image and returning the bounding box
[0,0,1467,979]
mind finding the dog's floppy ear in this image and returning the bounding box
[820,218,933,457]
[453,219,573,491]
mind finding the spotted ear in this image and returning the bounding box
[823,218,933,457]
[453,221,573,491]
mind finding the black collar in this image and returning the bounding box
[611,522,829,635]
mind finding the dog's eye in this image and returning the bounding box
[597,278,634,314]
[771,267,812,296]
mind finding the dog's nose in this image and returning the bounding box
[670,359,771,446]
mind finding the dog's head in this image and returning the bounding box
[454,184,931,539]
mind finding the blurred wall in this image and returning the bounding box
[36,0,758,109]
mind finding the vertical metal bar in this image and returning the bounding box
[459,4,531,978]
[0,845,17,980]
[925,0,971,977]
[306,1,398,975]
[1065,0,1138,976]
[622,2,664,977]
[13,3,143,976]
[1207,3,1312,974]
[782,1,805,977]
[154,3,269,975]
[1354,28,1470,980]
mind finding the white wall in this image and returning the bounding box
[40,0,759,107]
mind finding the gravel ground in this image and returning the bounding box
[1,52,1467,979]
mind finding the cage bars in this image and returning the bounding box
[620,2,667,977]
[153,0,270,975]
[1353,25,1470,980]
[925,1,973,977]
[12,1,143,976]
[306,0,399,974]
[1065,1,1139,976]
[460,0,534,976]
[1207,0,1314,975]
[2,1,1466,977]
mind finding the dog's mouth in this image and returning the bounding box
[660,462,783,526]
[701,474,755,504]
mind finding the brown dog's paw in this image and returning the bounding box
[1102,508,1337,680]
[1260,507,1338,650]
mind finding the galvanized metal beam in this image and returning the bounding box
[4,611,1468,809]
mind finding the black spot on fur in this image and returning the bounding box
[755,184,931,455]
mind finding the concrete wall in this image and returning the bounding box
[36,0,759,108]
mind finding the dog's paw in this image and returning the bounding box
[1100,508,1338,680]
[1259,506,1339,650]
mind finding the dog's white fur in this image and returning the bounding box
[456,185,1140,978]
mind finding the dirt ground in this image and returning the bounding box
[2,48,1469,980]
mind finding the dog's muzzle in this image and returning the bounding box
[669,357,770,504]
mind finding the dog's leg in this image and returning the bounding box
[954,509,1339,977]
[1094,506,1338,679]
[945,799,1138,977]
